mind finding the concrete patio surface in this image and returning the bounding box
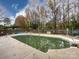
[0,36,49,59]
[47,47,79,59]
[0,33,79,59]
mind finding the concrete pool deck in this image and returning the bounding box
[0,36,49,59]
[0,33,79,59]
[11,33,79,44]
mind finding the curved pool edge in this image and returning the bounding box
[10,33,79,44]
[1,34,79,59]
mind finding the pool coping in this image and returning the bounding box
[10,33,79,44]
[1,33,79,59]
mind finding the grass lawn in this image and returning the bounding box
[13,35,70,52]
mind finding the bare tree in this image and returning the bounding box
[47,0,61,33]
[3,18,11,26]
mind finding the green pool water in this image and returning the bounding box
[13,35,70,52]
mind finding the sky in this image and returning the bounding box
[0,0,45,17]
[0,0,29,17]
[0,0,78,17]
[0,0,45,25]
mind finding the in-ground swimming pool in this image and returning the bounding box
[13,35,70,52]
